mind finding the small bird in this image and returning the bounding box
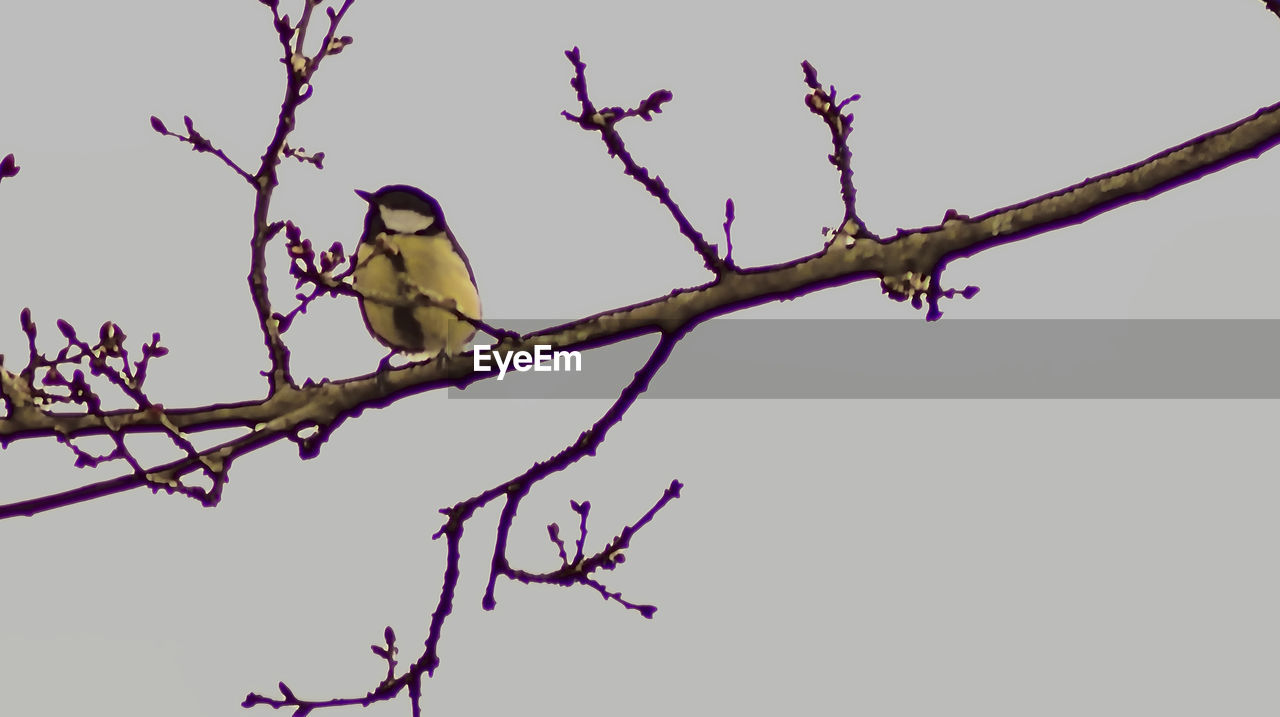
[352,184,481,359]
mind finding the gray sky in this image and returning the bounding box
[1,1,1278,715]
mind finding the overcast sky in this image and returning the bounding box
[1,1,1278,715]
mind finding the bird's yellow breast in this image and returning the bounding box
[353,232,481,355]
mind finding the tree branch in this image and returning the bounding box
[561,47,735,275]
[7,86,1280,518]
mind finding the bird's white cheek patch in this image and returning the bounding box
[378,206,436,234]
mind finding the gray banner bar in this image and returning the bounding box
[449,320,1279,399]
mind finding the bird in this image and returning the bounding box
[351,184,481,360]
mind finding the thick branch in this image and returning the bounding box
[8,88,1280,519]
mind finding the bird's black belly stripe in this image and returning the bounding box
[392,306,425,350]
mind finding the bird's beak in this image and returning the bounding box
[354,189,374,203]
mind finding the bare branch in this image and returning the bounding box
[282,142,325,168]
[242,328,682,713]
[246,0,357,394]
[149,115,255,184]
[474,331,681,611]
[561,47,735,275]
[508,480,685,618]
[722,198,735,265]
[800,60,872,241]
[9,86,1280,513]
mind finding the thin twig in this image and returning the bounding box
[561,47,736,275]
